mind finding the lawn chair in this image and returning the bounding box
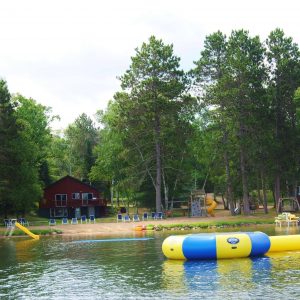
[123,215,131,222]
[133,214,140,222]
[61,218,68,225]
[151,212,156,219]
[156,212,163,219]
[4,219,13,227]
[288,214,299,226]
[18,218,29,226]
[49,219,56,226]
[89,215,96,224]
[275,212,298,227]
[117,214,123,222]
[71,218,78,225]
[81,215,87,224]
[142,212,149,221]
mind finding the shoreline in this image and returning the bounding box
[2,217,206,236]
[0,214,281,238]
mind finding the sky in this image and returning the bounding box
[1,0,300,130]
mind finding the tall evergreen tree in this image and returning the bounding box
[225,30,267,214]
[0,80,19,216]
[193,30,267,215]
[115,36,193,212]
[65,113,99,180]
[192,31,237,214]
[266,29,300,209]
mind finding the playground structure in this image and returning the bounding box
[206,196,218,216]
[278,197,300,213]
[6,220,39,240]
[15,222,39,240]
[162,232,300,260]
[190,190,217,217]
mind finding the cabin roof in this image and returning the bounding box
[44,175,99,192]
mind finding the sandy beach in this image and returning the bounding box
[22,211,249,236]
[25,217,212,235]
[1,209,277,237]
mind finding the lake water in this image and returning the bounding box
[0,226,299,299]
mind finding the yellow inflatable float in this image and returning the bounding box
[162,232,300,260]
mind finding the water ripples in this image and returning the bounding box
[0,232,300,299]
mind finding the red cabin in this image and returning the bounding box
[39,175,107,219]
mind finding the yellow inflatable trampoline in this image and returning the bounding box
[162,232,300,260]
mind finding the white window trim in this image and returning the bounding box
[82,193,93,200]
[55,194,67,207]
[72,192,80,200]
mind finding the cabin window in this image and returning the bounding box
[55,194,67,207]
[72,193,80,200]
[55,194,67,201]
[82,193,93,200]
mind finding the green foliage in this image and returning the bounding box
[0,80,19,215]
[47,134,71,180]
[92,36,195,211]
[2,228,62,236]
[266,29,300,199]
[192,29,300,215]
[159,219,274,231]
[12,95,53,213]
[0,82,54,216]
[2,29,300,219]
[65,113,98,180]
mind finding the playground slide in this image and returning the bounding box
[206,198,217,216]
[15,222,39,240]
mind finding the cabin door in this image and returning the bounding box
[88,207,95,217]
[75,208,81,219]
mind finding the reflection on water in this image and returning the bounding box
[274,225,300,235]
[162,258,267,296]
[0,227,299,299]
[162,253,300,299]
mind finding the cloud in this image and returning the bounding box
[1,0,300,129]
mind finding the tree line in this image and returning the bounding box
[1,28,300,217]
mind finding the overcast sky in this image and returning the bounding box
[1,0,300,130]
